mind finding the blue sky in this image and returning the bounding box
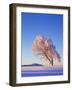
[21,12,63,65]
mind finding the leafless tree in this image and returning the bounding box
[32,35,61,66]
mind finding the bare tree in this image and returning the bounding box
[32,35,61,66]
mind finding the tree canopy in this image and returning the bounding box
[32,35,61,66]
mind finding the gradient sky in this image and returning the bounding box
[21,12,63,65]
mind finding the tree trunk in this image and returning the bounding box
[51,58,53,66]
[43,52,53,65]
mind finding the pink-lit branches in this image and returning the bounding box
[32,35,61,66]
